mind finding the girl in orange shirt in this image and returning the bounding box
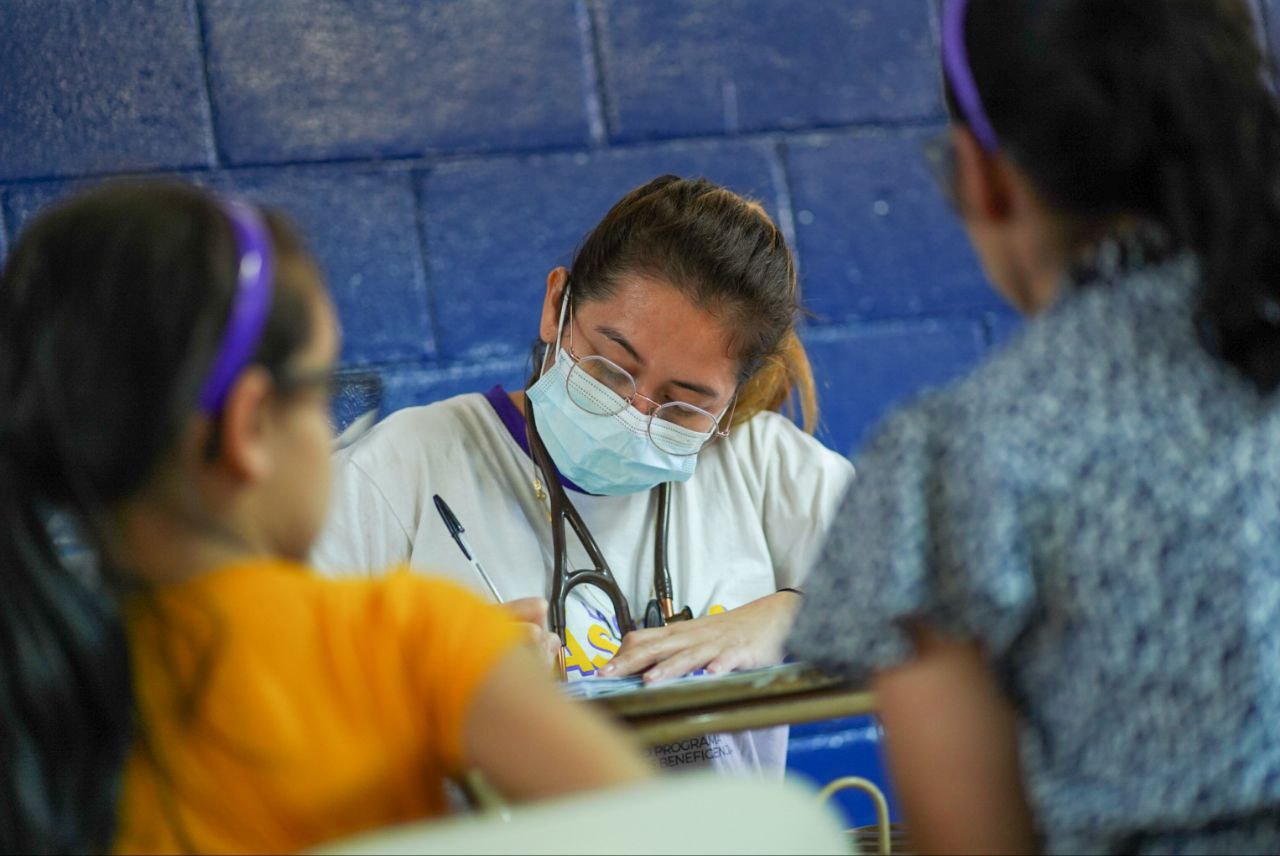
[0,182,650,854]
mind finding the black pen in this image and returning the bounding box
[432,494,503,603]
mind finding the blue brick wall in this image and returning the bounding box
[200,0,594,164]
[0,0,215,181]
[598,0,940,141]
[0,0,1017,459]
[5,0,1276,831]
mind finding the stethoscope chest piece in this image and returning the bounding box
[644,598,694,629]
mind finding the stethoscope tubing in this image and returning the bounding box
[526,399,639,642]
[525,395,694,639]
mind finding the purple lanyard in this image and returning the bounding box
[942,0,999,153]
[199,199,276,414]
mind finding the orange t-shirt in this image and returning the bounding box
[114,560,523,854]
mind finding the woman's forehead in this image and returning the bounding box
[576,272,704,320]
[574,275,739,395]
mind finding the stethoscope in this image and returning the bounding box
[525,398,694,674]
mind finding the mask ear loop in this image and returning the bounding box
[540,281,573,376]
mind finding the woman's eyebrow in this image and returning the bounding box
[596,326,645,365]
[595,325,722,401]
[670,379,720,400]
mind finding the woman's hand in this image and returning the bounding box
[600,591,802,682]
[502,597,563,670]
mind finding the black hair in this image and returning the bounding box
[559,175,817,430]
[0,181,317,852]
[955,0,1280,392]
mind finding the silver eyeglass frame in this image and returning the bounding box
[556,304,736,457]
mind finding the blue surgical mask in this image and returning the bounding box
[526,286,708,495]
[527,347,703,496]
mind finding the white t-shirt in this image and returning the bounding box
[311,389,854,774]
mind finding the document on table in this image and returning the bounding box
[559,662,811,701]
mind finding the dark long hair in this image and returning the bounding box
[0,182,316,852]
[954,0,1280,392]
[564,175,818,431]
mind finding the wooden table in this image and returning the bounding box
[461,665,887,849]
[583,662,876,745]
[583,665,897,853]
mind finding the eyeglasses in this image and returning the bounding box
[276,367,384,451]
[560,315,733,457]
[922,130,959,212]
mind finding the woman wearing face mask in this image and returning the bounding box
[314,175,855,774]
[790,0,1280,851]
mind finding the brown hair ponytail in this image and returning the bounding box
[733,329,818,433]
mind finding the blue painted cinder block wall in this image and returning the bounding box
[4,0,1277,830]
[0,0,1019,455]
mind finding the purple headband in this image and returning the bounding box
[942,0,999,152]
[198,198,276,414]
